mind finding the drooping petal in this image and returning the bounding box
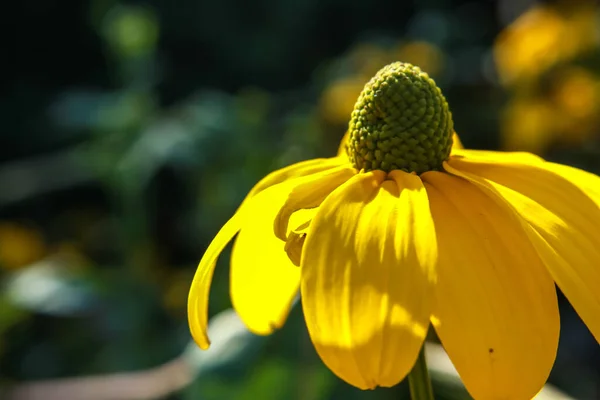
[188,212,243,350]
[301,171,436,389]
[274,165,357,240]
[189,183,290,348]
[447,155,600,343]
[190,159,350,348]
[422,171,559,400]
[231,207,316,335]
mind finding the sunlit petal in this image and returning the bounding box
[423,171,559,400]
[301,171,436,389]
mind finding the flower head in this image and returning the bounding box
[189,62,600,399]
[347,63,453,173]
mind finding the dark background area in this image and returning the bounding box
[1,0,600,398]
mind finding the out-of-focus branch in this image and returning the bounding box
[2,309,575,400]
[3,356,192,400]
[3,309,262,400]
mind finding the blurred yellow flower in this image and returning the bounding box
[496,2,600,153]
[320,77,365,125]
[495,2,600,85]
[502,98,555,154]
[189,63,600,399]
[393,41,444,78]
[554,69,597,117]
[502,67,600,152]
[0,223,46,270]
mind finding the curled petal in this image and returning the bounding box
[274,165,356,241]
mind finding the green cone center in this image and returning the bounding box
[346,62,454,174]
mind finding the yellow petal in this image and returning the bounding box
[447,156,600,344]
[301,171,436,389]
[450,148,543,164]
[231,209,316,336]
[284,209,317,267]
[451,132,463,150]
[243,157,347,204]
[188,212,243,350]
[189,183,289,348]
[544,162,600,204]
[284,231,305,267]
[231,177,332,336]
[422,171,559,400]
[274,165,356,240]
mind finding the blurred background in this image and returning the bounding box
[1,0,600,398]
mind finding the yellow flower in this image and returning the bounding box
[501,68,600,153]
[501,98,555,154]
[494,2,600,86]
[188,63,600,399]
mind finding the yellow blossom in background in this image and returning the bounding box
[501,67,600,152]
[0,222,46,270]
[189,62,600,399]
[496,1,600,153]
[494,2,600,86]
[320,77,366,126]
[347,43,392,79]
[394,41,444,77]
[502,98,555,154]
[551,67,600,144]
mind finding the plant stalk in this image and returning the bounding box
[407,343,435,400]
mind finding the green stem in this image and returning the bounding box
[407,343,435,400]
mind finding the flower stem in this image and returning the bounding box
[407,343,435,400]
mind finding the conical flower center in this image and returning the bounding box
[346,62,454,174]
